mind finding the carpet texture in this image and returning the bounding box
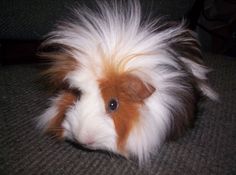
[0,54,236,175]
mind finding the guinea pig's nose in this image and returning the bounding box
[80,135,95,146]
[85,138,95,145]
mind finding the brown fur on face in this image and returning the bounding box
[99,73,155,152]
[46,89,80,138]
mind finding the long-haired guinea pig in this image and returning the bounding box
[38,0,217,163]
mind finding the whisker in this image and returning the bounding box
[47,134,61,140]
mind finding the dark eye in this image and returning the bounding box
[108,98,119,112]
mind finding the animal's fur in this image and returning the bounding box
[38,0,217,164]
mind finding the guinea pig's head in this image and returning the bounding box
[40,60,156,158]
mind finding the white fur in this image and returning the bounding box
[63,68,117,152]
[37,94,64,131]
[39,0,217,163]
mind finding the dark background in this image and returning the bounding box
[0,0,235,65]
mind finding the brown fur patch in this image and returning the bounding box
[40,50,79,88]
[47,89,79,138]
[99,73,155,152]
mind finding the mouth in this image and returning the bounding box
[79,141,98,150]
[66,140,97,152]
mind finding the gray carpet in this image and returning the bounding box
[0,53,236,175]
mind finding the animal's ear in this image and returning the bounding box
[120,75,155,102]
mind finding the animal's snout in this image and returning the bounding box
[81,136,95,146]
[75,131,96,147]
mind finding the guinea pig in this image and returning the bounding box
[38,0,218,163]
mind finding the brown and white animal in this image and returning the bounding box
[38,0,217,164]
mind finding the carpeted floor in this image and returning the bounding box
[0,53,235,175]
